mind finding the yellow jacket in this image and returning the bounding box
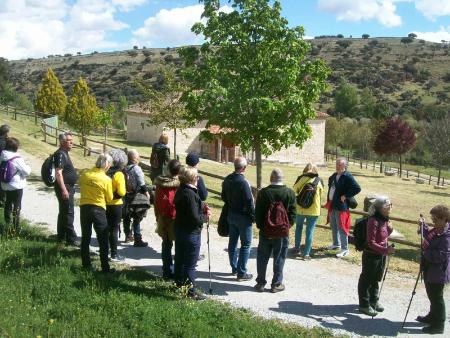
[79,168,113,209]
[293,174,323,216]
[107,171,126,206]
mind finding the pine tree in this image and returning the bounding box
[35,68,67,117]
[65,78,101,139]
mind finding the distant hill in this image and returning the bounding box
[8,37,450,118]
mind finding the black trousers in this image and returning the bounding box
[4,189,23,229]
[425,281,446,326]
[55,184,77,243]
[80,205,110,272]
[106,204,123,257]
[358,251,386,307]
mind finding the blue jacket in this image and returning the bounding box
[327,171,361,211]
[221,172,255,220]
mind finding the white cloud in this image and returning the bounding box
[414,0,450,20]
[413,26,450,43]
[318,0,402,27]
[0,0,132,60]
[132,4,233,47]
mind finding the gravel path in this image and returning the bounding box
[19,150,449,337]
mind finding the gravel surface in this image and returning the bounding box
[19,150,449,337]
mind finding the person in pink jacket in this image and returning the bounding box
[358,196,395,317]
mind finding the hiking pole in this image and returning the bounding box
[206,217,213,295]
[401,214,425,329]
[378,244,394,301]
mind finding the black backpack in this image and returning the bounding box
[41,154,56,187]
[296,177,320,208]
[124,165,138,194]
[353,217,369,251]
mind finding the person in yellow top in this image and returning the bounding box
[292,163,324,260]
[106,149,127,262]
[79,153,114,273]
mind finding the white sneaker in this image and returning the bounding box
[110,255,125,262]
[336,250,349,258]
[327,244,341,250]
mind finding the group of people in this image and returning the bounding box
[0,127,448,333]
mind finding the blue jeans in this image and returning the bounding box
[295,215,319,256]
[256,233,288,286]
[123,195,142,240]
[174,227,201,287]
[330,209,348,250]
[227,212,252,276]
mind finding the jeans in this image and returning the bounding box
[123,195,142,240]
[55,184,77,243]
[295,215,319,256]
[157,215,175,277]
[227,212,253,276]
[80,205,110,272]
[106,204,122,257]
[425,281,446,325]
[330,209,348,250]
[174,227,201,287]
[4,189,23,229]
[358,251,386,307]
[256,233,288,286]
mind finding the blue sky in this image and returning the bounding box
[1,0,450,60]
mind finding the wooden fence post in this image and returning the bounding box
[429,174,432,185]
[42,122,46,143]
[13,107,17,120]
[417,171,420,178]
[103,141,106,154]
[55,128,58,146]
[34,111,38,125]
[443,178,445,186]
[406,170,409,178]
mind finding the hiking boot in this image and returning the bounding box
[371,302,384,312]
[422,324,444,334]
[416,314,432,324]
[254,283,265,292]
[237,273,253,282]
[110,254,125,262]
[336,249,349,258]
[359,306,378,317]
[188,289,207,301]
[271,284,285,293]
[327,244,340,250]
[231,268,237,276]
[124,234,134,243]
[133,239,148,247]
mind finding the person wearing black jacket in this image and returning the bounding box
[173,166,210,300]
[254,169,296,293]
[221,156,255,281]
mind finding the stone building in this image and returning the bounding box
[126,106,328,166]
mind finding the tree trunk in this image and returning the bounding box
[399,155,402,177]
[438,168,441,186]
[380,159,383,173]
[173,128,177,159]
[254,140,262,190]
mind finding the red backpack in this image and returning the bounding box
[264,190,291,238]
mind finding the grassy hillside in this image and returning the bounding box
[7,38,450,114]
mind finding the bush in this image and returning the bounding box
[127,50,138,57]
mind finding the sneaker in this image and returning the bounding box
[359,306,378,317]
[416,315,432,324]
[254,283,265,292]
[124,234,134,243]
[422,325,444,334]
[270,284,285,293]
[302,255,311,261]
[327,244,341,250]
[237,273,253,282]
[231,269,237,276]
[188,289,207,301]
[371,302,384,312]
[110,255,125,262]
[133,240,148,247]
[336,249,349,258]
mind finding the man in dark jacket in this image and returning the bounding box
[54,132,79,246]
[326,158,361,258]
[150,133,171,182]
[221,156,255,281]
[254,169,296,293]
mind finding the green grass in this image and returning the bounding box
[0,221,333,338]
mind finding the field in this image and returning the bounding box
[2,111,449,275]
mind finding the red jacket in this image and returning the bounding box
[366,215,393,255]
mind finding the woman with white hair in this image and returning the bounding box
[106,149,128,261]
[358,196,395,317]
[79,153,114,273]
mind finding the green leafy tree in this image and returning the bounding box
[137,66,193,158]
[99,104,114,141]
[180,0,329,188]
[35,68,67,117]
[359,88,376,118]
[334,80,359,117]
[65,78,101,140]
[0,57,9,93]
